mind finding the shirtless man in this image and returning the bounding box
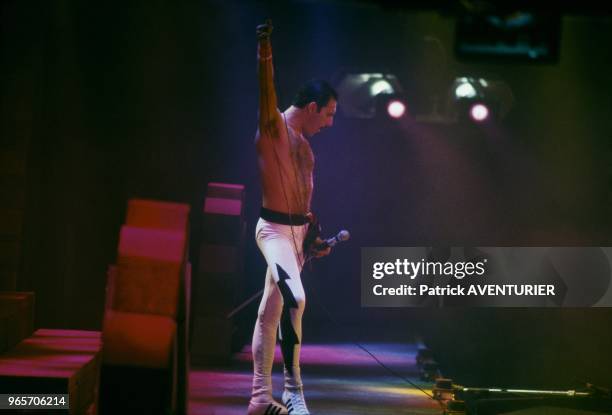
[248,20,337,415]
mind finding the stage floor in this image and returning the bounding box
[189,342,442,414]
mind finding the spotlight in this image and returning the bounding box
[375,93,408,120]
[370,79,394,96]
[469,103,489,122]
[387,99,406,119]
[448,77,513,124]
[455,82,477,99]
[336,73,406,119]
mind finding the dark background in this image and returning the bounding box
[2,0,611,389]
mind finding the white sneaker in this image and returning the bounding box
[282,389,311,415]
[247,399,288,415]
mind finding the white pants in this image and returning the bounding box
[251,217,307,403]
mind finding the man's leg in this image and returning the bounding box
[250,267,283,405]
[250,266,290,415]
[276,263,305,392]
[277,264,310,415]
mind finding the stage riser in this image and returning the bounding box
[0,329,102,415]
[0,291,34,353]
[99,198,191,415]
[191,183,246,365]
[126,199,190,233]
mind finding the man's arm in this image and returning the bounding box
[256,20,281,139]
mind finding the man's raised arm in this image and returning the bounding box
[256,20,281,138]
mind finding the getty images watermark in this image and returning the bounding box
[361,247,612,307]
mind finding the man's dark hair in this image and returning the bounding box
[292,79,338,111]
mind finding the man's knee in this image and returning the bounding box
[293,295,306,313]
[257,305,282,328]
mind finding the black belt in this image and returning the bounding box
[260,207,310,226]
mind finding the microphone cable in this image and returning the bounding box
[305,269,444,408]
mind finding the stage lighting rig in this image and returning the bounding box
[336,73,409,120]
[447,76,514,124]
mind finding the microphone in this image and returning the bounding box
[316,230,350,250]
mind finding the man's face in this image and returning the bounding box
[304,98,337,138]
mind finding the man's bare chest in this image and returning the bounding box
[290,138,315,175]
